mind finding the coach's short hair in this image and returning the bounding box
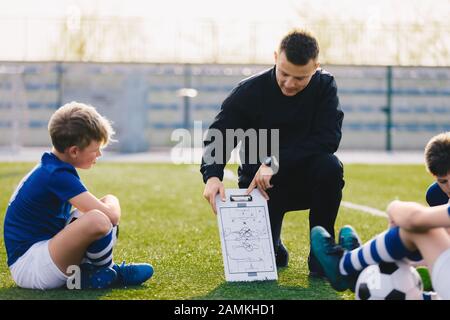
[48,101,115,152]
[424,132,450,176]
[278,29,319,65]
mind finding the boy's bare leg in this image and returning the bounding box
[400,227,450,269]
[48,209,113,275]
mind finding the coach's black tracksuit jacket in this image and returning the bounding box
[200,66,344,187]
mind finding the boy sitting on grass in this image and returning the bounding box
[3,101,154,290]
[311,132,450,299]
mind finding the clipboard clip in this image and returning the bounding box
[230,195,253,202]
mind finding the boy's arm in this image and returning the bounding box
[387,200,450,232]
[69,192,121,225]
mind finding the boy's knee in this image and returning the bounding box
[85,210,112,236]
[115,210,121,224]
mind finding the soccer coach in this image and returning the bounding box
[200,29,344,277]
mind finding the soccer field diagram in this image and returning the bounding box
[219,206,276,274]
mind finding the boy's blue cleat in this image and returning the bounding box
[310,226,350,292]
[112,261,154,287]
[79,263,117,289]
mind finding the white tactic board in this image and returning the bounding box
[215,188,278,282]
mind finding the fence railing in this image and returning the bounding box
[0,62,449,152]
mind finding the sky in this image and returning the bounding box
[1,0,447,22]
[0,0,448,64]
[0,0,294,20]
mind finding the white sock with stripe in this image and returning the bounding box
[85,225,118,268]
[339,226,413,275]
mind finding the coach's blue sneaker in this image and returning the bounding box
[80,263,117,289]
[338,225,362,292]
[311,226,350,292]
[112,261,154,287]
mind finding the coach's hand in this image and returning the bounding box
[203,177,226,215]
[246,164,274,200]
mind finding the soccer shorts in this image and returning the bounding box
[9,240,68,290]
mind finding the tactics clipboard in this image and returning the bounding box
[215,188,278,282]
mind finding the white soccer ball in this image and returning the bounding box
[355,261,423,300]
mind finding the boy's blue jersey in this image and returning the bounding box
[426,182,449,206]
[3,152,87,267]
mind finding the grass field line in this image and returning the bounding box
[340,201,387,218]
[219,168,388,218]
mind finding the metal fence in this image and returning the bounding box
[1,62,449,152]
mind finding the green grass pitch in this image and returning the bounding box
[0,162,434,300]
